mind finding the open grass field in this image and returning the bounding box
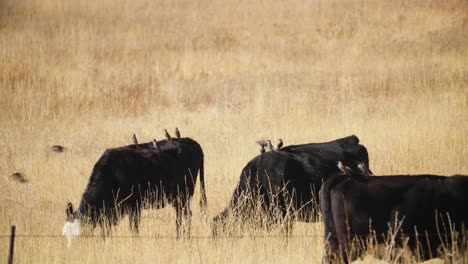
[0,0,467,263]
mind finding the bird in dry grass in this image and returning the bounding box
[11,172,28,183]
[51,145,65,153]
[175,127,181,139]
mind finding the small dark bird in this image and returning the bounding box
[164,129,172,140]
[256,141,267,154]
[337,161,351,175]
[11,172,28,183]
[152,139,159,150]
[175,127,181,139]
[277,139,283,150]
[132,134,138,146]
[260,146,265,153]
[266,140,274,151]
[51,145,65,153]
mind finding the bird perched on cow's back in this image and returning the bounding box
[358,162,373,176]
[132,134,138,146]
[337,161,352,175]
[175,127,181,139]
[256,140,267,154]
[164,129,172,141]
[266,140,275,151]
[153,139,159,150]
[277,139,283,150]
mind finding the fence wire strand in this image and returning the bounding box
[0,234,323,239]
[0,233,458,239]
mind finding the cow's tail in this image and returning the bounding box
[199,153,208,218]
[320,173,349,264]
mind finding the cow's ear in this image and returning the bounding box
[66,203,74,220]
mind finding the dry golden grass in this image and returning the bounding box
[0,0,467,263]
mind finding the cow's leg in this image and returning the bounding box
[277,189,295,236]
[174,199,182,237]
[128,204,141,234]
[284,214,294,236]
[174,197,192,238]
[281,204,295,236]
[212,208,230,237]
[100,219,112,238]
[97,207,116,238]
[183,203,192,237]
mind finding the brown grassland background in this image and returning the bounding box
[0,0,467,263]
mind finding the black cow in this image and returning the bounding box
[65,137,207,236]
[212,135,370,234]
[320,171,468,263]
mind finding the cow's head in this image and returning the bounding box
[65,203,76,221]
[63,203,81,238]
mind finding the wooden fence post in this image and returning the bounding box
[8,225,16,264]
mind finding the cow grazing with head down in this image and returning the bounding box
[320,169,468,263]
[212,135,371,234]
[65,136,207,237]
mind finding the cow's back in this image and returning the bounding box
[281,135,370,173]
[79,138,204,216]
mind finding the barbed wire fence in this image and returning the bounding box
[5,225,467,263]
[7,226,15,264]
[1,234,323,239]
[4,228,466,240]
[4,224,325,263]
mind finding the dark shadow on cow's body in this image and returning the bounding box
[68,137,207,237]
[212,135,371,235]
[320,172,468,263]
